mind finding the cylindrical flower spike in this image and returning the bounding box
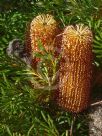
[25,14,60,57]
[57,24,93,113]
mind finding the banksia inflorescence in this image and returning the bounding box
[57,24,93,113]
[24,14,61,100]
[25,14,60,58]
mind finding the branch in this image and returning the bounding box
[70,116,76,136]
[90,100,102,107]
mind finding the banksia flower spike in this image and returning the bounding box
[25,14,60,58]
[57,24,93,113]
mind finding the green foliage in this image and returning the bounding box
[0,12,34,49]
[84,17,102,66]
[0,0,102,136]
[93,20,102,66]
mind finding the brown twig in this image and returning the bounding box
[70,116,76,136]
[91,100,102,107]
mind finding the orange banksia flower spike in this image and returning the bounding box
[25,14,61,58]
[57,24,93,113]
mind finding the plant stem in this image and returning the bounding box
[70,116,76,136]
[91,100,102,107]
[66,130,68,136]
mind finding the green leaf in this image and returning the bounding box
[37,39,46,51]
[6,126,12,136]
[41,111,48,123]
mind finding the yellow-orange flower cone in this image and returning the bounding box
[25,14,61,57]
[57,24,93,113]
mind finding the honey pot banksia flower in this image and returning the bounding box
[25,14,60,58]
[57,24,93,113]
